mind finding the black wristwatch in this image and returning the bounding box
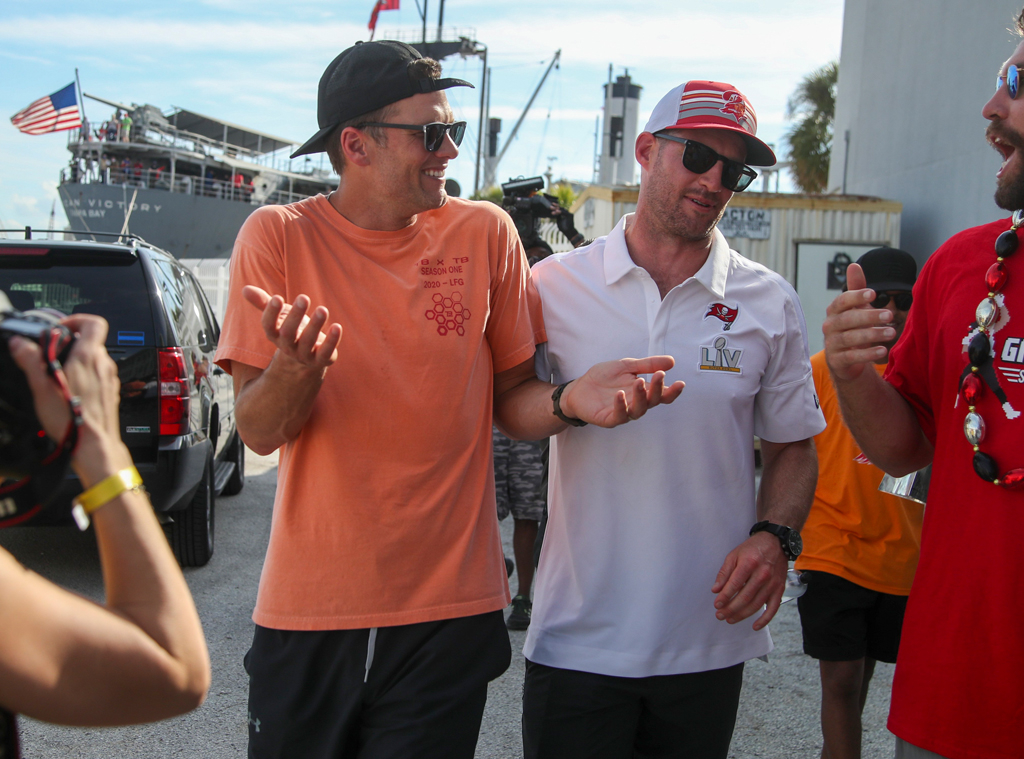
[552,381,587,427]
[749,521,803,560]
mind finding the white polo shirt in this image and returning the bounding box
[524,213,825,678]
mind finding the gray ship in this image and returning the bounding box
[59,95,335,258]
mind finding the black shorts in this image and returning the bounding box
[245,611,510,759]
[797,570,908,663]
[522,660,744,759]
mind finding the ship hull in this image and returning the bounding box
[59,183,261,258]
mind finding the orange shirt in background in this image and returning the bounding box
[215,195,545,630]
[795,351,923,595]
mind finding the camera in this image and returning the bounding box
[0,291,76,524]
[501,176,584,260]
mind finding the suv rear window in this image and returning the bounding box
[0,251,155,347]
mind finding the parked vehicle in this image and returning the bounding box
[0,231,243,566]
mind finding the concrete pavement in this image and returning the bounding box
[1,450,898,758]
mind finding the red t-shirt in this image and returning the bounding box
[884,217,1024,759]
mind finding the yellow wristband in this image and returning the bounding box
[71,467,144,531]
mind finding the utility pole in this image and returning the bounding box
[474,52,488,196]
[490,50,561,177]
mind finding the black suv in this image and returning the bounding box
[0,233,242,566]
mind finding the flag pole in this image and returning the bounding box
[74,68,86,122]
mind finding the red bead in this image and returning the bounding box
[1001,469,1024,490]
[961,373,983,403]
[986,261,1008,292]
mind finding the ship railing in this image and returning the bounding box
[71,121,275,166]
[62,166,260,202]
[381,26,478,44]
[61,164,329,208]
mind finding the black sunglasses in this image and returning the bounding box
[996,64,1021,99]
[356,121,467,152]
[655,132,758,192]
[871,292,913,311]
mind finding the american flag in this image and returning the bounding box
[10,83,82,135]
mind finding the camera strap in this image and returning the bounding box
[0,707,20,759]
[0,327,82,529]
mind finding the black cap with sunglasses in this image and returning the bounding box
[855,247,918,310]
[291,40,473,159]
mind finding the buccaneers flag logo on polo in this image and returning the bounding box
[704,303,739,330]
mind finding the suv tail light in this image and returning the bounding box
[158,348,191,435]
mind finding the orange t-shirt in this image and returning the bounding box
[215,194,545,630]
[795,351,923,595]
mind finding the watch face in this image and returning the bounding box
[787,531,803,558]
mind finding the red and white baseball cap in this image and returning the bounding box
[643,81,777,167]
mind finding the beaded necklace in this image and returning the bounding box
[958,209,1024,489]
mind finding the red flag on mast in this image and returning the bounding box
[369,0,400,38]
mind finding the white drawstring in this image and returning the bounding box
[364,627,378,683]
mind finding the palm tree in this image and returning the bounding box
[785,61,838,194]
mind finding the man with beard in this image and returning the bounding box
[822,14,1024,759]
[798,248,922,759]
[522,81,825,759]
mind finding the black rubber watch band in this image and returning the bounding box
[552,381,587,427]
[749,521,802,560]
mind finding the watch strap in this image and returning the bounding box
[552,381,587,427]
[749,521,800,560]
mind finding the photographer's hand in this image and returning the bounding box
[0,315,210,726]
[552,205,584,247]
[12,315,130,486]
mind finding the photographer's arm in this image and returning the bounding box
[0,315,210,726]
[231,286,343,455]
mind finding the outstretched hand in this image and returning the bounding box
[822,263,896,382]
[243,285,342,370]
[560,356,685,427]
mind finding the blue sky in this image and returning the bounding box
[0,0,844,232]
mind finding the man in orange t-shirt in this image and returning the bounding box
[214,41,685,759]
[797,247,922,759]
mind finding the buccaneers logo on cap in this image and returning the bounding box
[719,91,749,127]
[704,303,739,330]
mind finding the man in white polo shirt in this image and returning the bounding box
[522,80,826,759]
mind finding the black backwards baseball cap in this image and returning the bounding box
[290,40,473,159]
[856,247,918,291]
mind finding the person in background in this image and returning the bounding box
[0,314,210,751]
[492,428,545,630]
[822,11,1024,757]
[120,110,132,143]
[797,247,922,759]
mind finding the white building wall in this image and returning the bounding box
[828,0,1021,259]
